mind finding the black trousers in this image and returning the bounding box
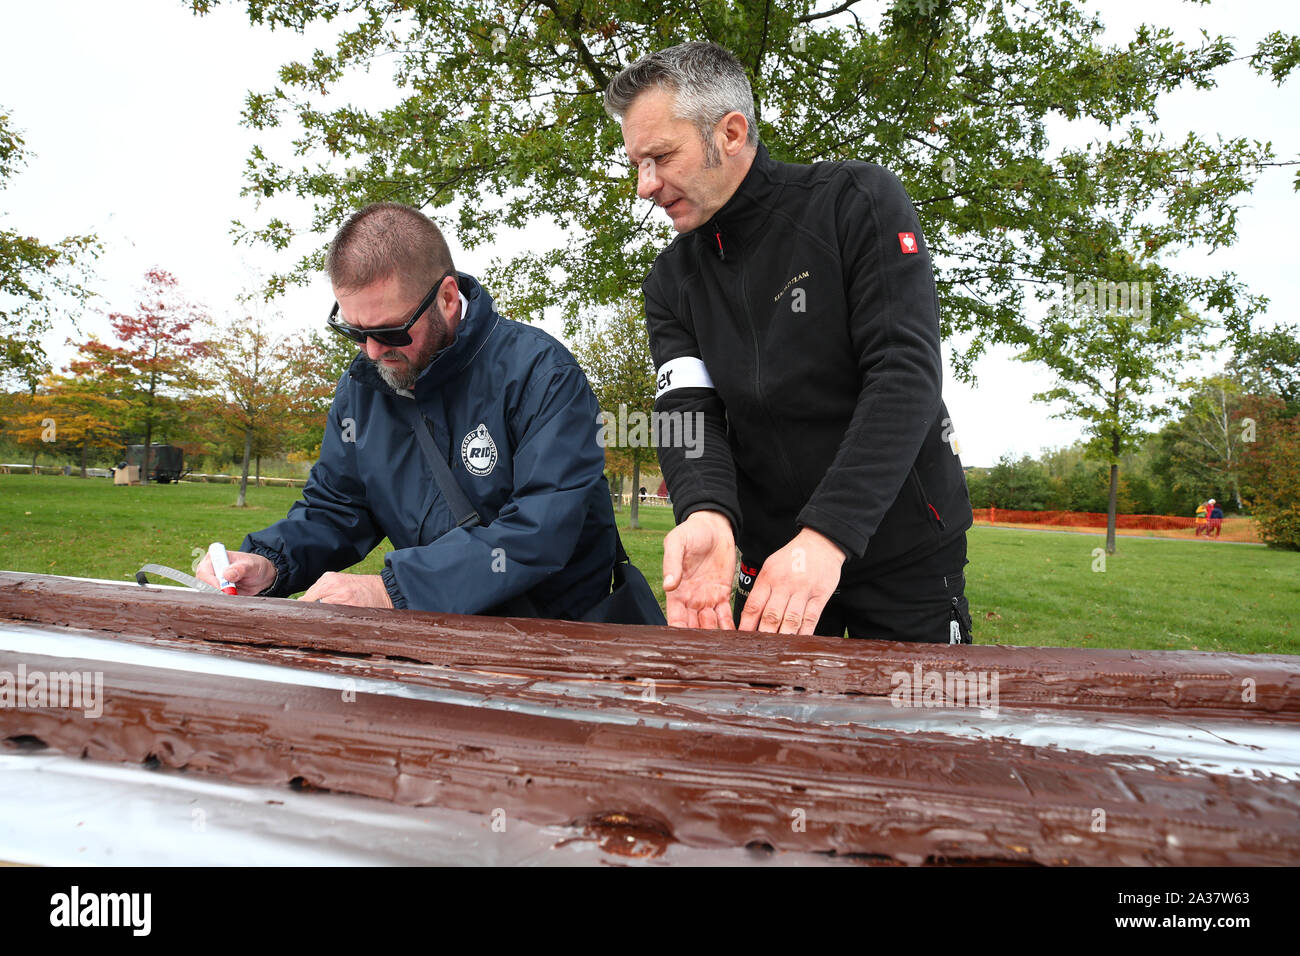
[734,534,973,644]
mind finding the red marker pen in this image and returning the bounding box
[207,542,238,595]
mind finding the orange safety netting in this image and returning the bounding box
[974,508,1197,530]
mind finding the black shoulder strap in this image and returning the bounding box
[399,396,631,580]
[397,398,480,529]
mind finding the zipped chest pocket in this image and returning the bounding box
[910,467,946,532]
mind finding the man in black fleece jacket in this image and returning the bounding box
[604,42,973,643]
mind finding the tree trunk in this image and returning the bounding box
[30,448,37,475]
[256,454,261,486]
[631,456,641,530]
[142,421,153,485]
[1106,465,1119,555]
[612,473,622,511]
[237,426,253,508]
[79,443,88,479]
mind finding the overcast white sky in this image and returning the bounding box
[1,0,1296,466]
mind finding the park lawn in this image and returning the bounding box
[966,526,1298,654]
[0,475,394,590]
[1,475,1296,654]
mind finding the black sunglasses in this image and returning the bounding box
[326,270,457,347]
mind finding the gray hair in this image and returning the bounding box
[604,42,758,164]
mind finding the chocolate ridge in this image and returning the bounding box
[1,572,1295,720]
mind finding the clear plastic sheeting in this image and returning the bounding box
[0,753,845,866]
[655,687,1300,781]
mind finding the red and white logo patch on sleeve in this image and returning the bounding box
[898,232,918,253]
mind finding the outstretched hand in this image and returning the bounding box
[662,510,737,630]
[737,527,845,635]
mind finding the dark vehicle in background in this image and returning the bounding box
[125,444,185,483]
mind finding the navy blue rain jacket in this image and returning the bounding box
[242,273,618,618]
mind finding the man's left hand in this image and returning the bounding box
[737,528,846,635]
[299,572,394,608]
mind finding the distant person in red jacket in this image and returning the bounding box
[1208,500,1224,538]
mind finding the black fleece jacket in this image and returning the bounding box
[644,142,972,582]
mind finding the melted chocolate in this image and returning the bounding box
[2,572,1298,865]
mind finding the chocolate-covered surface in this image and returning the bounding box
[1,572,1298,865]
[3,573,1296,719]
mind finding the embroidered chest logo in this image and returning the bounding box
[461,423,498,476]
[772,270,810,303]
[898,232,918,253]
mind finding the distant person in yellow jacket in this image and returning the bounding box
[1208,500,1224,538]
[1194,501,1208,536]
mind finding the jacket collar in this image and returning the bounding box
[347,272,500,397]
[695,141,781,260]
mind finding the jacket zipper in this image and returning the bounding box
[911,467,946,531]
[735,236,804,505]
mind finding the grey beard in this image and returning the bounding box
[372,356,418,391]
[367,310,454,391]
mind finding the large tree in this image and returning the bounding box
[278,327,359,460]
[201,313,298,506]
[74,269,210,483]
[12,370,128,477]
[1019,255,1217,553]
[571,308,657,529]
[1239,394,1300,550]
[0,109,98,390]
[192,0,1295,377]
[1162,372,1252,510]
[1231,323,1300,412]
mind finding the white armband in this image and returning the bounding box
[655,356,715,399]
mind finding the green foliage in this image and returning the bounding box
[570,306,656,525]
[11,369,130,474]
[983,454,1056,510]
[1230,323,1300,411]
[0,109,99,390]
[1020,251,1243,467]
[1239,395,1300,550]
[279,327,357,458]
[571,307,655,417]
[966,440,1201,515]
[197,313,301,503]
[1147,372,1252,508]
[190,0,1296,376]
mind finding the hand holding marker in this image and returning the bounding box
[207,542,238,595]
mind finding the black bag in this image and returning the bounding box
[579,538,666,626]
[399,400,665,626]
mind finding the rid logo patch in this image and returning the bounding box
[461,423,498,476]
[898,232,918,253]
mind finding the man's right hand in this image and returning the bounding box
[195,550,277,596]
[662,510,737,630]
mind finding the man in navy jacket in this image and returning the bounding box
[197,203,618,617]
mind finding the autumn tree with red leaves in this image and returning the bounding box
[73,269,209,483]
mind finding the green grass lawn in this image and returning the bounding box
[2,474,1296,654]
